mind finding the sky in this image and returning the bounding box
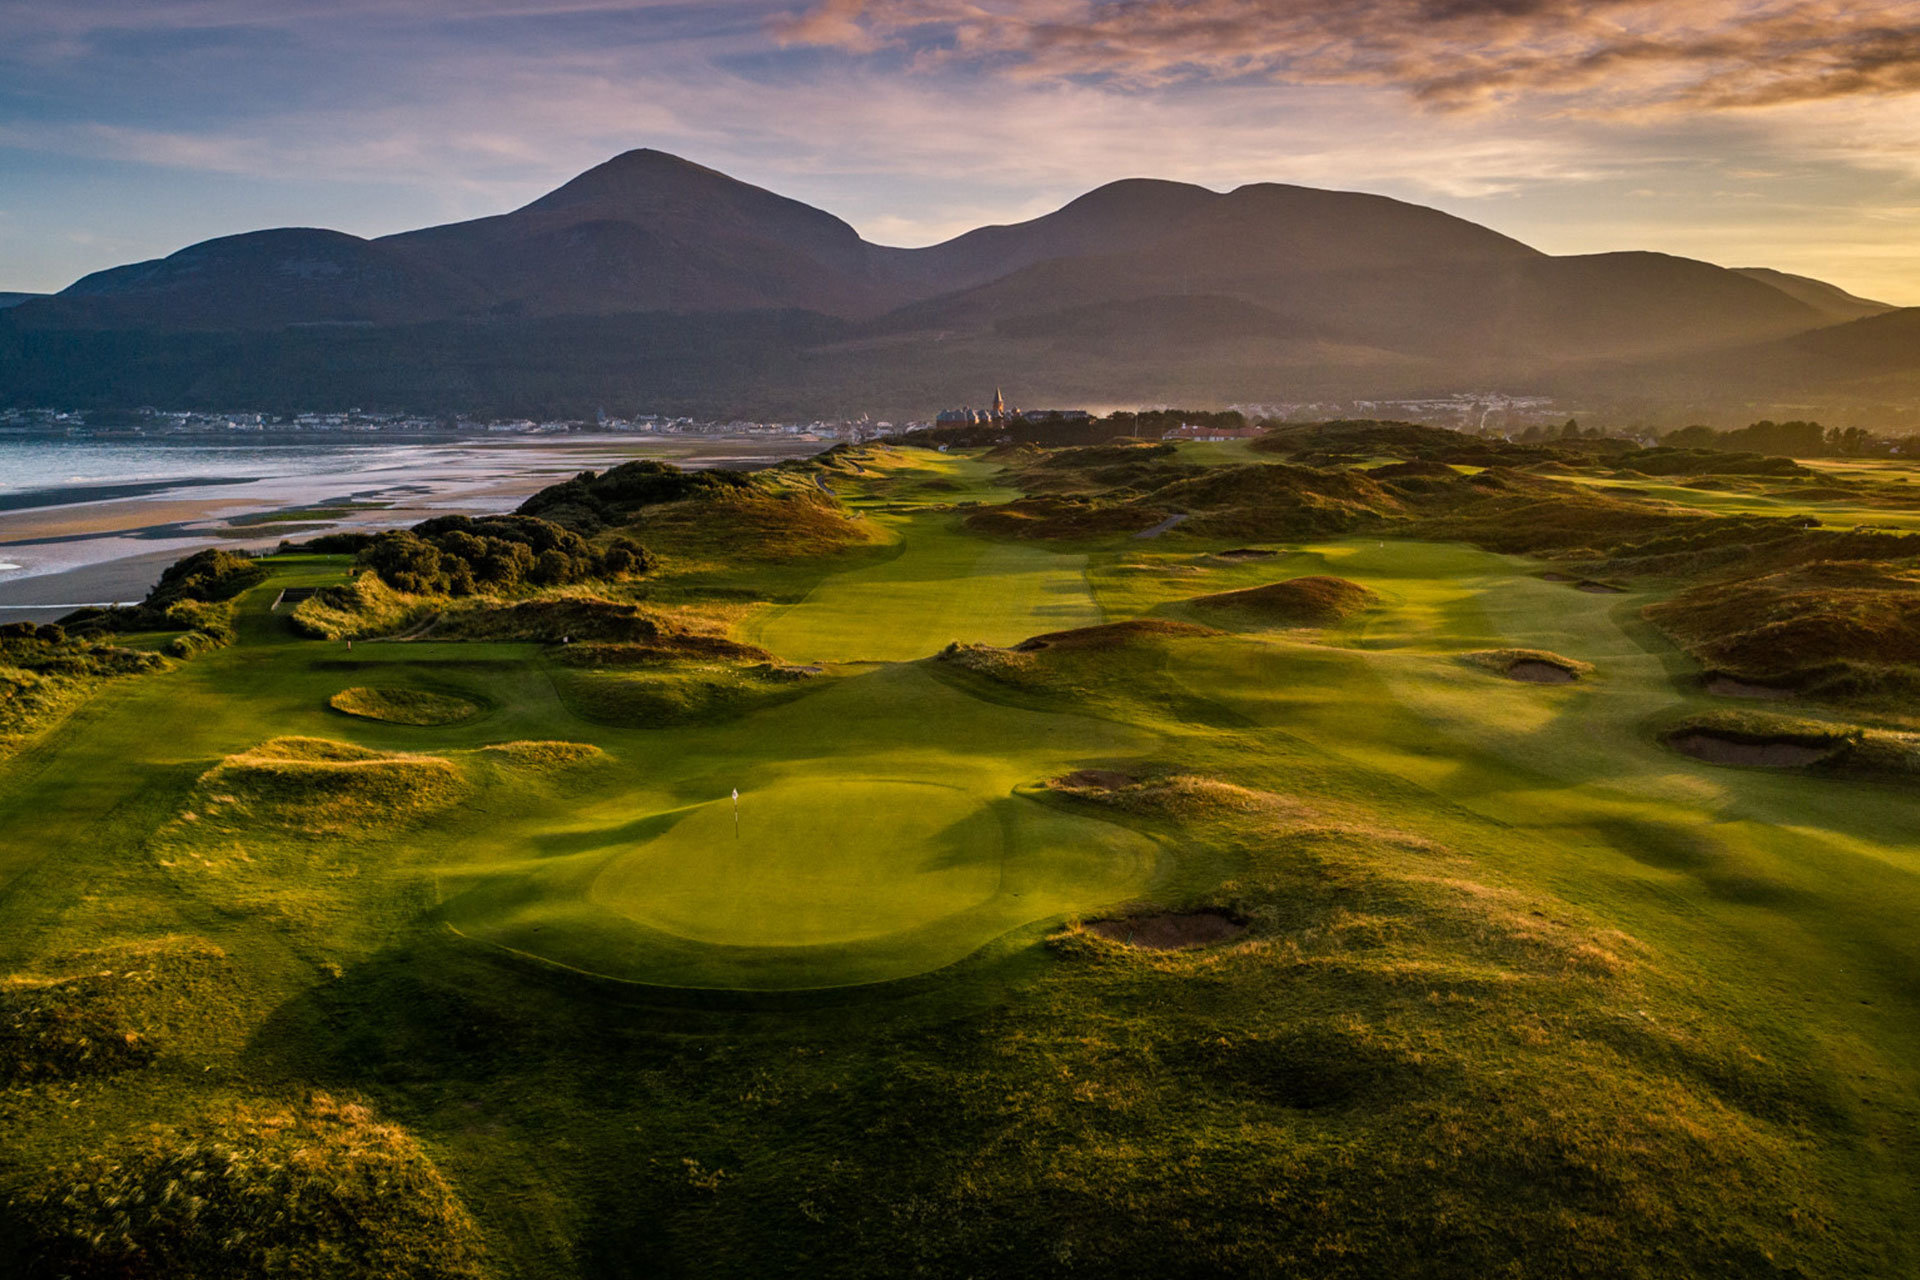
[3,0,1919,302]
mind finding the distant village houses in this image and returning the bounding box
[934,388,1090,428]
[1162,423,1264,442]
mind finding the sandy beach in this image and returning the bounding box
[0,435,821,623]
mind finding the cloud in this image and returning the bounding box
[771,0,1920,114]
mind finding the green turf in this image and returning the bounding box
[742,514,1102,662]
[6,451,1920,1278]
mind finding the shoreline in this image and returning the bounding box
[0,435,825,622]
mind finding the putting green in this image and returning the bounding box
[595,781,1001,946]
[436,663,1166,989]
[438,783,1162,989]
[744,517,1101,662]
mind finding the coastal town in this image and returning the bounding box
[0,389,1589,443]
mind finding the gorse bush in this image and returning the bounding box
[144,549,268,611]
[357,515,651,596]
[60,548,266,649]
[516,459,758,532]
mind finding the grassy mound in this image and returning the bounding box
[328,686,480,727]
[142,548,270,611]
[431,596,770,657]
[1163,464,1404,539]
[515,457,759,531]
[1183,575,1378,628]
[964,493,1174,539]
[9,1094,486,1280]
[548,661,819,728]
[0,938,233,1083]
[194,738,466,835]
[634,489,882,564]
[1646,561,1920,705]
[290,572,431,641]
[1010,619,1217,653]
[0,631,165,760]
[1463,648,1595,683]
[56,548,266,653]
[477,740,607,771]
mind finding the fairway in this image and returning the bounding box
[744,516,1101,661]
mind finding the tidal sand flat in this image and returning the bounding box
[0,435,816,621]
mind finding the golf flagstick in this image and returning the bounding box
[732,788,739,838]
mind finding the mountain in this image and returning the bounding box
[0,149,1905,413]
[378,150,911,319]
[0,293,44,310]
[22,229,485,330]
[1732,268,1893,324]
[1662,306,1920,397]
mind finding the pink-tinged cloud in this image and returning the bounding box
[771,0,1920,112]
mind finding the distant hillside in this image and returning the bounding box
[23,229,485,331]
[1,149,1910,413]
[1733,268,1893,323]
[0,293,45,310]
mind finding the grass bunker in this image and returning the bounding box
[1182,575,1378,628]
[328,685,482,726]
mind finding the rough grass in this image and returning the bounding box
[190,737,467,836]
[633,489,883,566]
[425,595,769,657]
[476,740,607,771]
[1646,560,1920,708]
[291,573,432,641]
[329,686,481,727]
[0,937,234,1083]
[1010,619,1218,652]
[7,1094,487,1280]
[0,637,165,761]
[546,661,821,728]
[1182,575,1378,628]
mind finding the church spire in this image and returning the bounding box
[992,387,1006,419]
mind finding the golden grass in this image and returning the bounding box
[477,740,607,771]
[192,738,466,836]
[11,1093,488,1280]
[0,937,234,1083]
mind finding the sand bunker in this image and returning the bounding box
[1575,581,1627,594]
[1507,660,1578,684]
[1214,548,1278,561]
[1464,649,1592,683]
[1540,572,1580,583]
[1086,909,1247,950]
[1668,732,1835,768]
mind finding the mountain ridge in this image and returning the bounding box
[1,149,1910,414]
